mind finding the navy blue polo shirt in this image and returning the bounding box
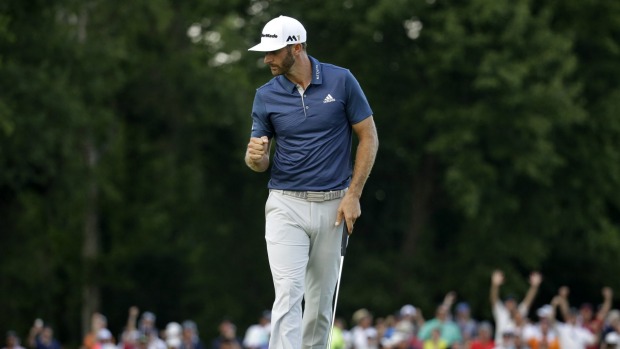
[250,56,373,191]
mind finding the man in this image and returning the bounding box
[95,329,117,349]
[242,310,271,349]
[418,305,462,347]
[551,296,596,349]
[211,319,242,349]
[578,287,614,349]
[455,302,478,343]
[468,321,494,349]
[602,332,619,349]
[27,324,61,349]
[164,323,182,349]
[547,293,595,349]
[350,309,379,349]
[245,15,379,349]
[522,305,560,349]
[490,269,542,345]
[3,331,26,349]
[82,313,110,349]
[179,320,204,349]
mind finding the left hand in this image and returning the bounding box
[335,193,360,234]
[530,271,543,287]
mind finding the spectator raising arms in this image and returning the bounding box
[418,295,462,348]
[27,321,61,349]
[579,287,614,349]
[549,292,596,349]
[490,269,542,345]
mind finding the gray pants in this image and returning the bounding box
[265,190,343,349]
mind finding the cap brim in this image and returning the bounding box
[248,42,287,52]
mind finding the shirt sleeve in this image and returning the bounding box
[250,91,274,138]
[344,70,373,125]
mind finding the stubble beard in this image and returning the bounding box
[270,47,295,76]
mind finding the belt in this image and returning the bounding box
[271,189,346,202]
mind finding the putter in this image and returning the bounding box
[327,222,349,349]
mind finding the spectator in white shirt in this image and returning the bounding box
[550,293,596,349]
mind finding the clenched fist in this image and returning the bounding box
[246,136,270,172]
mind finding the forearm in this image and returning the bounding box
[28,331,37,348]
[490,285,499,305]
[597,293,613,321]
[127,317,137,332]
[521,285,539,308]
[348,143,377,197]
[558,298,570,321]
[348,121,378,198]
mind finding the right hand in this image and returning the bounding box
[247,136,269,161]
[129,306,139,317]
[530,271,542,287]
[444,291,457,304]
[491,270,504,286]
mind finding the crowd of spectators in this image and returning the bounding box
[2,270,619,349]
[330,270,618,349]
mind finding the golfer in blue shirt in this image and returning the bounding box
[245,15,379,349]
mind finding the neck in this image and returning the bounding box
[285,53,311,89]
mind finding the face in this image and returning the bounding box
[92,313,106,329]
[505,299,517,312]
[540,319,550,333]
[360,316,372,328]
[581,307,593,321]
[7,336,17,347]
[436,306,448,320]
[479,327,491,340]
[41,328,53,342]
[141,319,154,330]
[182,328,193,341]
[502,334,515,347]
[264,45,295,76]
[513,312,525,325]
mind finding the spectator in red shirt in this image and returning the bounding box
[468,322,494,349]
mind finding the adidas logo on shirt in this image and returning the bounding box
[323,94,336,103]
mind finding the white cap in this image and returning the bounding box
[248,16,307,52]
[537,304,553,318]
[400,304,416,317]
[606,332,619,345]
[97,328,113,341]
[165,322,182,338]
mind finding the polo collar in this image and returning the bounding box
[309,56,323,85]
[278,55,323,93]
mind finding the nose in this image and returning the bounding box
[264,53,272,64]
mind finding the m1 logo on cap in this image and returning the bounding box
[286,35,300,42]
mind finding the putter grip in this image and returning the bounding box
[341,222,349,256]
